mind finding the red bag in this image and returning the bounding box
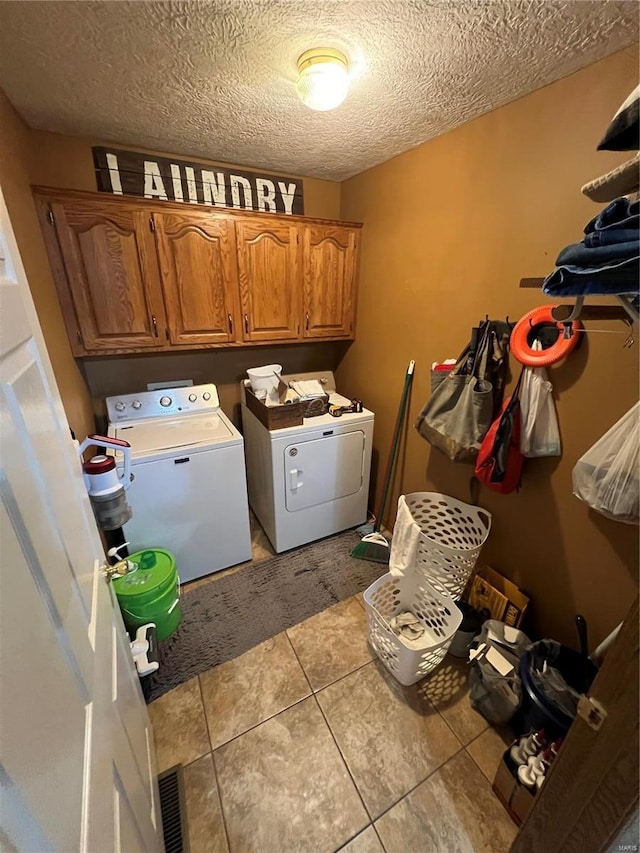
[475,371,524,494]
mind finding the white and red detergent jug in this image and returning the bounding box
[78,434,133,531]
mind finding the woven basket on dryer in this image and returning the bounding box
[364,572,462,686]
[404,492,492,599]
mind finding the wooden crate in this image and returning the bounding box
[244,386,304,430]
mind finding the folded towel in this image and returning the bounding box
[389,496,421,577]
[390,611,425,641]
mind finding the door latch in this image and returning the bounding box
[102,559,132,583]
[577,695,607,731]
[102,544,134,583]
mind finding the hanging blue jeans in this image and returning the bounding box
[583,227,639,247]
[542,256,639,297]
[584,198,639,233]
[556,240,639,266]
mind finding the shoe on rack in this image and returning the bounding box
[518,738,564,790]
[518,757,548,788]
[509,730,547,766]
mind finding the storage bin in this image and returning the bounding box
[244,383,304,430]
[405,492,492,599]
[364,572,462,686]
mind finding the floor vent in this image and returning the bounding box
[158,765,189,853]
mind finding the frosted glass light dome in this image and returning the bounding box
[296,48,349,112]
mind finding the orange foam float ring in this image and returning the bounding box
[511,305,583,367]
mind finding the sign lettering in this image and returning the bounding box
[92,146,304,215]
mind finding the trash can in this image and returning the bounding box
[113,548,181,642]
[448,601,488,658]
[514,640,598,737]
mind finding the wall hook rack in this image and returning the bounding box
[518,280,639,326]
[550,295,639,326]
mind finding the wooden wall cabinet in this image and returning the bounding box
[41,198,167,353]
[302,225,359,339]
[153,210,240,346]
[236,218,300,342]
[34,188,361,356]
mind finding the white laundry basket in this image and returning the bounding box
[405,492,492,599]
[364,572,462,686]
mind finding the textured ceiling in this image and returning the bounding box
[0,1,637,181]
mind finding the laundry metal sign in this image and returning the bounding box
[92,147,304,215]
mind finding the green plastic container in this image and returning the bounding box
[113,548,181,642]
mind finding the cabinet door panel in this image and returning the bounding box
[303,226,358,338]
[51,202,165,351]
[236,219,300,341]
[154,212,239,345]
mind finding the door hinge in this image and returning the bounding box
[149,215,155,233]
[577,695,607,731]
[47,207,55,226]
[76,330,83,346]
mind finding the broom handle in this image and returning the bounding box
[374,360,415,533]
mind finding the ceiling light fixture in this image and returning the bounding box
[296,47,349,112]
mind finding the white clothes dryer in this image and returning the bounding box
[241,371,374,553]
[107,383,251,583]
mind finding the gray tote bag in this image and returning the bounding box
[415,330,494,462]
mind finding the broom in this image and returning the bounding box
[351,360,415,563]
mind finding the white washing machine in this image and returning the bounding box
[107,383,252,583]
[241,371,374,553]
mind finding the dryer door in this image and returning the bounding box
[284,430,365,512]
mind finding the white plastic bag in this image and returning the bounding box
[520,342,561,457]
[572,402,640,524]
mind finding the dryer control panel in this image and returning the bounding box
[107,383,220,422]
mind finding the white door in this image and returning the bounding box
[0,188,162,852]
[284,431,365,512]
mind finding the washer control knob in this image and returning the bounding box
[159,396,172,408]
[132,400,142,410]
[188,393,197,402]
[115,402,126,412]
[203,392,211,401]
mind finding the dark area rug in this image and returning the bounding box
[142,529,387,703]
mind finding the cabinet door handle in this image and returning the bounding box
[151,315,158,337]
[305,313,310,331]
[228,314,233,335]
[244,314,249,335]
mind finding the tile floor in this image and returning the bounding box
[149,592,517,853]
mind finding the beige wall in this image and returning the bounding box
[81,341,351,431]
[26,128,344,421]
[3,51,637,645]
[338,49,639,648]
[0,110,341,431]
[28,130,341,220]
[0,89,95,439]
